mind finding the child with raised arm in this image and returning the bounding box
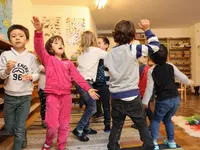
[142,44,193,150]
[104,19,160,150]
[0,24,40,150]
[32,16,99,150]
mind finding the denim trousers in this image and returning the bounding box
[74,82,96,130]
[151,96,180,141]
[4,94,31,150]
[107,96,154,150]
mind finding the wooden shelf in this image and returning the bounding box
[169,48,191,50]
[0,39,12,51]
[169,57,190,59]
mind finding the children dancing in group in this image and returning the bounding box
[0,15,194,150]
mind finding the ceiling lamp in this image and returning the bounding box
[96,0,107,9]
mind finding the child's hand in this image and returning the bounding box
[189,80,194,88]
[88,89,100,100]
[6,60,16,74]
[138,19,150,32]
[22,74,33,82]
[32,16,43,32]
[143,104,148,109]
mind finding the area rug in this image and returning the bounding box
[23,113,165,150]
[172,116,200,138]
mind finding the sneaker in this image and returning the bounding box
[83,128,97,134]
[153,141,159,150]
[104,125,111,132]
[21,129,27,148]
[164,139,177,149]
[72,128,89,142]
[41,144,50,150]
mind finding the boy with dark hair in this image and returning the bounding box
[0,24,40,150]
[94,36,111,132]
[142,44,193,150]
[104,19,160,150]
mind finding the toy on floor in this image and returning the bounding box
[185,114,200,125]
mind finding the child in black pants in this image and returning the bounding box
[93,36,111,132]
[104,19,160,150]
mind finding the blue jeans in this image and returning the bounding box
[4,94,31,150]
[74,82,96,131]
[151,96,180,141]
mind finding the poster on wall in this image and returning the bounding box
[41,16,61,42]
[0,0,12,40]
[65,18,86,46]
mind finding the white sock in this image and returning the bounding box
[44,144,50,148]
[77,129,83,133]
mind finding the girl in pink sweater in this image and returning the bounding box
[32,16,99,150]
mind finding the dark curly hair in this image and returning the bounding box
[112,20,136,45]
[45,35,67,59]
[149,44,168,65]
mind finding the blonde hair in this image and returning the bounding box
[78,31,97,53]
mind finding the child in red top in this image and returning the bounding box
[131,56,153,129]
[32,16,99,150]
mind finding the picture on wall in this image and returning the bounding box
[41,16,61,41]
[0,0,12,40]
[65,18,86,46]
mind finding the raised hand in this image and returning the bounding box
[32,16,43,32]
[138,19,150,32]
[6,60,16,74]
[88,89,100,100]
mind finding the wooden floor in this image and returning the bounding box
[1,94,200,150]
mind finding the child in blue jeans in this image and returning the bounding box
[142,44,193,150]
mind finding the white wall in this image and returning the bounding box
[33,5,97,58]
[189,23,200,86]
[12,0,34,50]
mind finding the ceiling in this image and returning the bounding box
[31,0,200,30]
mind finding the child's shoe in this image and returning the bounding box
[104,125,111,132]
[83,128,97,134]
[41,144,50,150]
[72,128,89,142]
[164,139,177,149]
[21,129,27,148]
[153,140,159,150]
